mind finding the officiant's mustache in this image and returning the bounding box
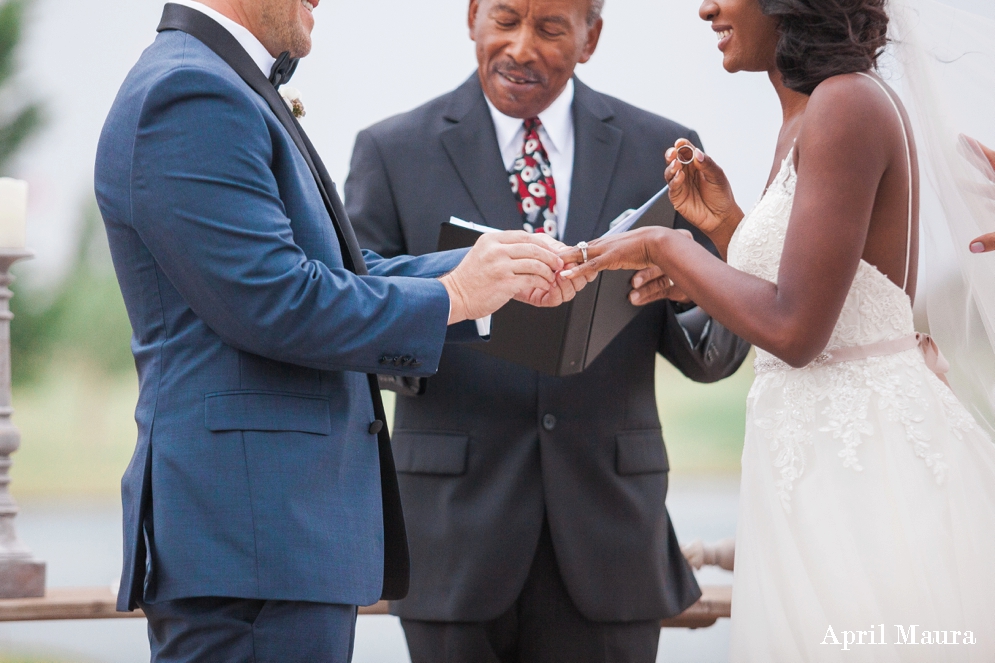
[493,61,548,88]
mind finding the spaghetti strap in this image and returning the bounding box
[855,71,914,293]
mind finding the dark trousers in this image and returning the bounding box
[402,521,661,663]
[141,596,358,663]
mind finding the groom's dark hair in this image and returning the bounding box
[758,0,889,95]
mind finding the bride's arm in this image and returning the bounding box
[563,76,903,368]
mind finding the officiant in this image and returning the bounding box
[346,0,750,660]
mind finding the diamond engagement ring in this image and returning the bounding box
[577,241,589,263]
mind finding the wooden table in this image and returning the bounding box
[0,585,731,629]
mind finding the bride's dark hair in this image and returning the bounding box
[757,0,889,95]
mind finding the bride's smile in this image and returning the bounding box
[699,0,779,73]
[714,26,733,51]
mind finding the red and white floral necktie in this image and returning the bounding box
[508,118,558,236]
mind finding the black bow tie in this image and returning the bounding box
[269,51,300,88]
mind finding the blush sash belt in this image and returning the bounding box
[823,333,951,384]
[754,333,951,385]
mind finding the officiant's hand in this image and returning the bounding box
[440,231,564,324]
[665,138,743,259]
[629,263,693,306]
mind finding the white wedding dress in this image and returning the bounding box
[726,88,995,659]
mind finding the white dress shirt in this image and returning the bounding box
[486,79,575,240]
[169,0,276,78]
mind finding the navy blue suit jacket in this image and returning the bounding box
[95,23,465,610]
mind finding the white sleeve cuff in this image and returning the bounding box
[475,316,492,338]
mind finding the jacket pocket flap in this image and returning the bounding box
[616,429,669,475]
[205,391,331,435]
[392,431,470,476]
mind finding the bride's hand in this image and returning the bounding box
[666,139,743,258]
[558,229,696,305]
[559,226,695,303]
[558,227,663,275]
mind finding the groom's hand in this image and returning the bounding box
[511,233,596,307]
[440,231,564,324]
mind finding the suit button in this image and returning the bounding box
[369,420,384,435]
[410,360,422,369]
[392,356,404,367]
[542,414,557,431]
[379,355,389,365]
[401,355,414,366]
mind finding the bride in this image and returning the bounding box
[561,0,995,659]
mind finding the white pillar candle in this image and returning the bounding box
[0,178,27,249]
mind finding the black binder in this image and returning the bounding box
[438,192,677,376]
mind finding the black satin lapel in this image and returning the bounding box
[562,105,623,246]
[440,98,522,231]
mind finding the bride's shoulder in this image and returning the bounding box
[800,73,902,148]
[807,73,898,120]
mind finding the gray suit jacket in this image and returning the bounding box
[345,75,750,622]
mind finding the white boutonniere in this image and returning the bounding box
[280,86,306,119]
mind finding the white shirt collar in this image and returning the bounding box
[486,78,575,159]
[168,0,277,78]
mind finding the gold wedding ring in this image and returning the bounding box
[577,241,589,263]
[676,145,696,165]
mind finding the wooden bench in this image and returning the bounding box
[0,586,731,629]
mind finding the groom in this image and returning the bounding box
[94,0,579,660]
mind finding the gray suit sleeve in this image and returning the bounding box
[659,305,751,383]
[346,129,406,258]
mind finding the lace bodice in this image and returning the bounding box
[728,154,916,372]
[724,153,976,511]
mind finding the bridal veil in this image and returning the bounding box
[886,0,995,435]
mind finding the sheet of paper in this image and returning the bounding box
[600,186,669,238]
[449,217,502,234]
[452,184,668,242]
[446,217,496,336]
